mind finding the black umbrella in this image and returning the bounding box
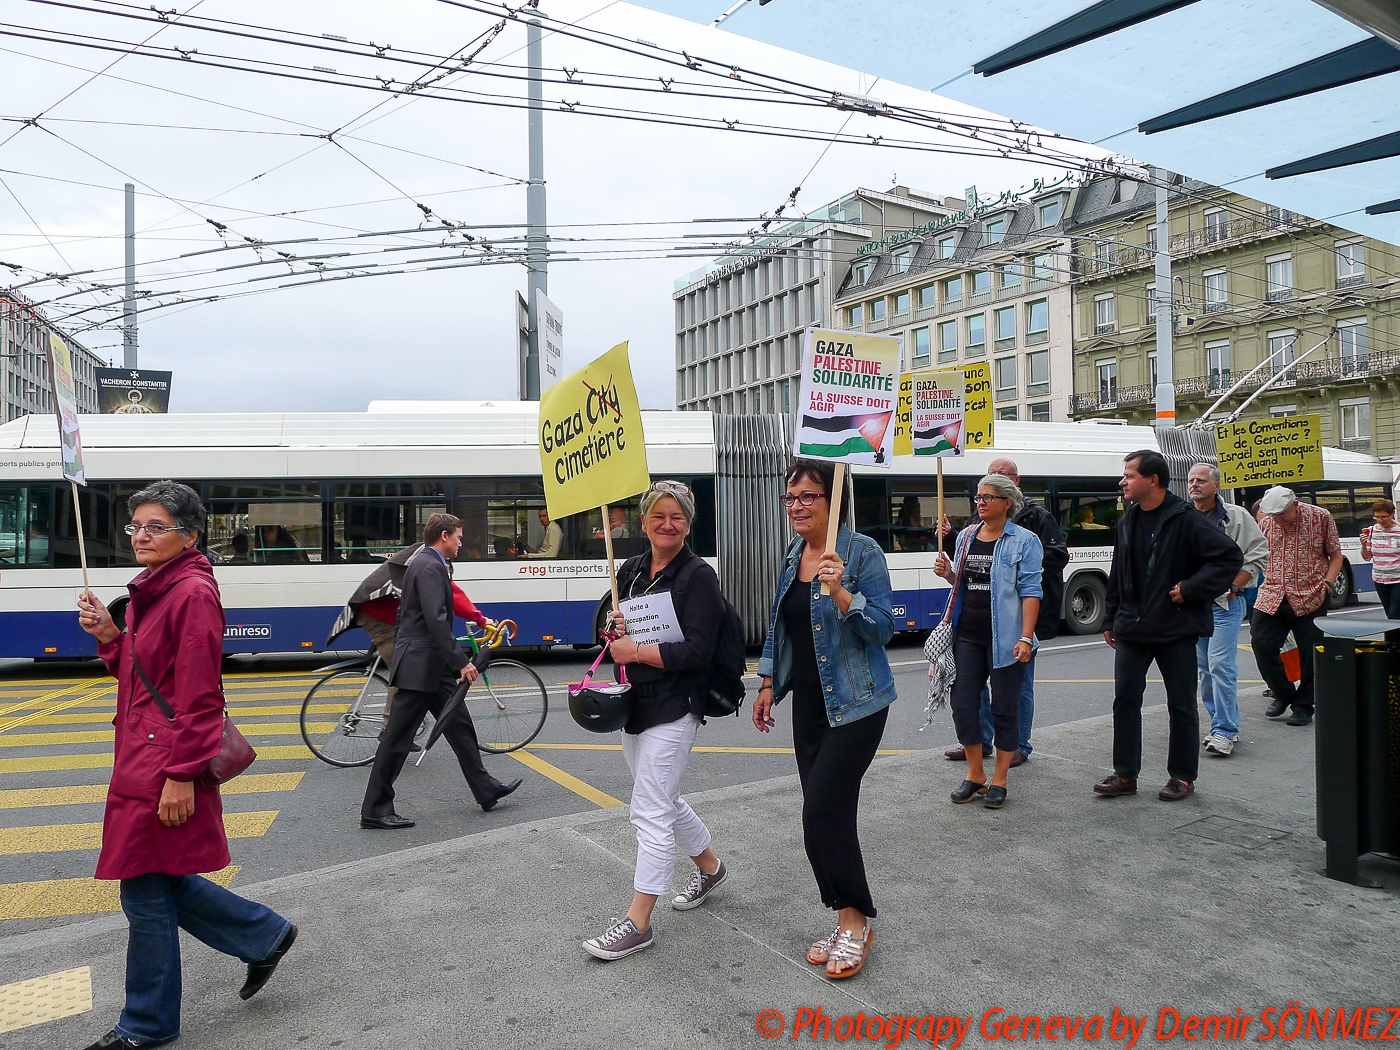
[415,645,494,761]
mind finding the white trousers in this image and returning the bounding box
[621,714,711,895]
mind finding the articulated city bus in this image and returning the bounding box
[0,407,1391,657]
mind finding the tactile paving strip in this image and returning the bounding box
[0,966,93,1033]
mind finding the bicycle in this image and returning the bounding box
[299,619,548,768]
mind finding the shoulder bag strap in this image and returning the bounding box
[128,631,176,722]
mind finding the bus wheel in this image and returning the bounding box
[1326,564,1353,610]
[1065,574,1107,635]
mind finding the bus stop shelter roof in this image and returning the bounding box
[633,0,1400,243]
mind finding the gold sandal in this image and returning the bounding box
[807,923,841,966]
[825,924,873,980]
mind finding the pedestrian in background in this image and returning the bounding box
[1186,464,1268,757]
[1361,499,1400,619]
[942,456,1065,769]
[752,459,896,980]
[76,481,296,1050]
[933,474,1042,808]
[1252,486,1343,727]
[1095,452,1242,802]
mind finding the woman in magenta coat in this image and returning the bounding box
[77,481,297,1050]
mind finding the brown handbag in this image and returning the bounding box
[130,635,256,786]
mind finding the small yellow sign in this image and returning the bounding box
[895,363,993,455]
[1214,414,1324,487]
[894,373,913,457]
[538,341,650,520]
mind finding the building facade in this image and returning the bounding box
[2,291,102,421]
[831,183,1076,422]
[1065,176,1400,457]
[673,186,959,415]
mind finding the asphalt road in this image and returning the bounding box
[0,599,1381,939]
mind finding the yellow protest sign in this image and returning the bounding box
[538,341,650,520]
[1214,414,1324,487]
[893,373,913,457]
[895,363,992,455]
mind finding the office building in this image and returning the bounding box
[2,291,102,421]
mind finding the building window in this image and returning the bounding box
[912,326,931,368]
[936,234,956,259]
[1269,403,1297,418]
[1096,359,1118,403]
[1203,269,1228,311]
[870,298,886,323]
[1339,318,1369,374]
[847,304,863,328]
[1030,402,1050,422]
[995,356,1016,398]
[1145,282,1158,322]
[1267,329,1296,376]
[1206,339,1231,389]
[998,406,1019,421]
[971,270,991,295]
[1337,240,1365,286]
[966,313,986,356]
[1038,200,1060,227]
[1204,207,1229,243]
[1266,253,1293,301]
[1032,253,1055,281]
[775,297,786,332]
[1147,350,1158,389]
[1027,349,1050,397]
[986,218,1007,244]
[1340,397,1371,450]
[1146,224,1158,251]
[995,306,1016,351]
[892,250,911,273]
[918,284,936,310]
[1095,239,1115,267]
[938,319,957,362]
[892,290,910,318]
[942,275,962,303]
[1001,262,1021,288]
[1094,293,1116,333]
[1026,298,1049,344]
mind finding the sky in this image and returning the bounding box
[0,0,1110,412]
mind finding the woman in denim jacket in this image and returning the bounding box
[752,459,895,981]
[933,474,1043,810]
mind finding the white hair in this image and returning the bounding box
[978,474,1024,518]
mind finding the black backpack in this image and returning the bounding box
[617,555,747,722]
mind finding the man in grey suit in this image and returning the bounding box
[360,513,521,829]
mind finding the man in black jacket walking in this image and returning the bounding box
[360,513,520,829]
[1094,451,1242,802]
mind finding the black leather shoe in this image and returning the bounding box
[983,784,1008,809]
[361,814,415,830]
[481,778,523,812]
[1286,709,1314,727]
[950,779,989,804]
[240,923,297,1001]
[83,1030,175,1050]
[1266,699,1289,718]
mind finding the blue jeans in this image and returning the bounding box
[1196,597,1245,740]
[116,873,290,1044]
[978,651,1036,755]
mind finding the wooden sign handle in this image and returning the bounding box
[937,458,945,557]
[71,480,90,596]
[601,502,621,624]
[822,463,845,596]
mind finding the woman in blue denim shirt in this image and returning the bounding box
[933,474,1042,809]
[752,460,895,981]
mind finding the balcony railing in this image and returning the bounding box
[1069,349,1400,416]
[1073,209,1315,282]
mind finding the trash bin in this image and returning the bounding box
[1315,618,1400,884]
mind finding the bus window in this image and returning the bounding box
[0,486,52,566]
[212,499,324,564]
[1353,485,1389,528]
[579,499,645,560]
[332,500,438,563]
[1313,486,1357,536]
[1059,489,1122,547]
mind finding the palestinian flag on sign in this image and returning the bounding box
[798,411,893,459]
[913,419,964,456]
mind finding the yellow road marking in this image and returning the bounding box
[0,688,115,735]
[0,772,304,810]
[0,744,312,774]
[33,704,351,725]
[0,966,92,1034]
[0,682,88,717]
[505,749,624,808]
[0,866,239,921]
[520,743,914,755]
[0,811,278,856]
[0,722,343,748]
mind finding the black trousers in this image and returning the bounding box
[950,639,1024,752]
[361,669,503,818]
[1250,599,1326,715]
[1112,637,1199,784]
[791,683,888,918]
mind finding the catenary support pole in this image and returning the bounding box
[1152,167,1174,430]
[524,16,547,401]
[123,183,137,369]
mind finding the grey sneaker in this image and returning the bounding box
[1204,734,1235,756]
[672,860,727,911]
[583,917,653,960]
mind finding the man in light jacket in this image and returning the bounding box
[1187,463,1269,757]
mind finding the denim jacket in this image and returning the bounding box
[947,520,1044,669]
[757,525,897,727]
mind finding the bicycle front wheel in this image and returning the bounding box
[471,658,548,753]
[301,667,389,768]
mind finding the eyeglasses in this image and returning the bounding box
[973,494,1010,504]
[648,479,692,497]
[124,522,187,537]
[781,492,828,508]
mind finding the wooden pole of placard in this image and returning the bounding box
[600,502,621,619]
[821,463,846,596]
[936,458,945,557]
[70,480,91,596]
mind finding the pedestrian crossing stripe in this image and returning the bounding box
[0,722,350,748]
[0,682,89,717]
[0,772,304,810]
[24,703,352,726]
[0,866,239,921]
[0,811,278,856]
[0,687,365,715]
[0,689,115,734]
[0,744,314,775]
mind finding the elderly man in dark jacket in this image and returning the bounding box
[1095,451,1242,802]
